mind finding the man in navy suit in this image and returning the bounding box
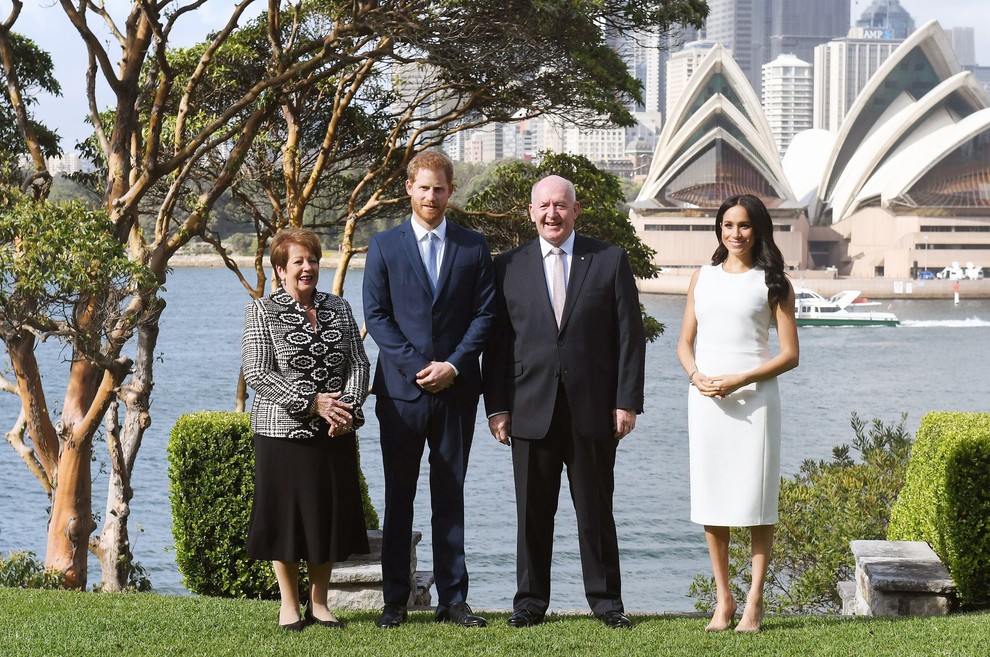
[484,175,646,629]
[363,150,495,628]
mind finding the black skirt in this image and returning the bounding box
[247,427,370,563]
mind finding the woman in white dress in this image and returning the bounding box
[677,195,799,633]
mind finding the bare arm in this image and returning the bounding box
[694,281,800,398]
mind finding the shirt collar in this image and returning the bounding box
[411,217,447,242]
[539,231,576,258]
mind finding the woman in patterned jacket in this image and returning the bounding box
[241,228,370,631]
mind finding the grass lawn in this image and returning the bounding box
[1,587,986,657]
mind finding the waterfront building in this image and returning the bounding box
[633,44,809,271]
[632,21,990,280]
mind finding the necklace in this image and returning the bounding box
[300,302,315,312]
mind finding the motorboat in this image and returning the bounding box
[793,288,899,327]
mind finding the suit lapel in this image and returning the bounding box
[399,219,433,296]
[434,221,460,303]
[559,234,592,332]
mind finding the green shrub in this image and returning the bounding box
[168,412,380,598]
[690,413,912,614]
[0,551,65,589]
[888,411,990,607]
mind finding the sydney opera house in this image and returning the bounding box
[629,21,990,279]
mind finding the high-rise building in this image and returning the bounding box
[762,53,813,155]
[704,0,769,94]
[666,41,722,119]
[854,0,915,39]
[705,0,849,96]
[767,0,850,66]
[813,29,903,132]
[946,26,976,67]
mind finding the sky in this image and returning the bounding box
[3,0,989,153]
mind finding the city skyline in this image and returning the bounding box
[3,0,989,153]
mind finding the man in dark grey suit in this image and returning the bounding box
[364,150,494,629]
[483,174,646,629]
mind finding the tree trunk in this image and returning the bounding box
[93,303,161,591]
[45,432,96,588]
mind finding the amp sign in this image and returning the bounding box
[863,28,894,39]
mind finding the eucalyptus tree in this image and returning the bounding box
[0,0,704,591]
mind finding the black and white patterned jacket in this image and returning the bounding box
[241,289,370,440]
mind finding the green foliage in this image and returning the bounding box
[690,413,912,614]
[457,152,663,340]
[888,411,990,606]
[0,551,65,590]
[169,412,279,598]
[168,412,379,598]
[0,189,156,347]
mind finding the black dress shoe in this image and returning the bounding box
[279,618,308,632]
[597,610,632,629]
[507,609,544,628]
[305,603,346,629]
[435,602,488,627]
[377,603,408,629]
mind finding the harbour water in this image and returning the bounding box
[1,267,988,612]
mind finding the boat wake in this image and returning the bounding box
[900,318,990,328]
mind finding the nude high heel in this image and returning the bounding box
[734,603,763,633]
[704,600,737,632]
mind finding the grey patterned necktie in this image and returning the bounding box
[550,247,566,327]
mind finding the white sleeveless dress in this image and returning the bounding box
[689,265,781,526]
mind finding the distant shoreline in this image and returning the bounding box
[168,254,366,269]
[167,254,989,299]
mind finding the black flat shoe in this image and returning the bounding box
[435,602,487,627]
[305,603,346,629]
[597,610,632,629]
[377,603,408,629]
[507,609,544,628]
[279,618,308,632]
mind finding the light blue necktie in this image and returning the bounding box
[426,232,439,292]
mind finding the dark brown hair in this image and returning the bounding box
[712,195,790,310]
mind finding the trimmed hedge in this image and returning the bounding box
[888,411,990,606]
[168,412,379,598]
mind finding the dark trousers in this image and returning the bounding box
[510,385,623,616]
[377,393,477,607]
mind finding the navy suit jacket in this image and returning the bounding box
[483,234,646,439]
[364,218,495,403]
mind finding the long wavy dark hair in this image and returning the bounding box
[712,194,790,310]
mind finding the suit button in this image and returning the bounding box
[557,340,563,346]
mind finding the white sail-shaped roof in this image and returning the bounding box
[812,20,961,223]
[828,72,989,220]
[637,43,792,208]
